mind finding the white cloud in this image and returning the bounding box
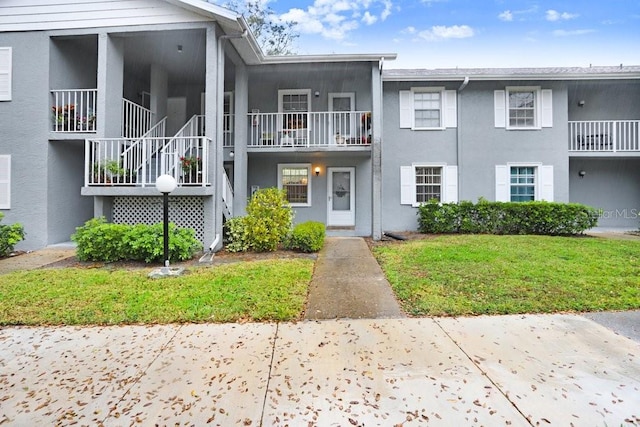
[553,29,595,36]
[277,0,395,42]
[498,10,513,22]
[546,10,579,22]
[403,26,417,34]
[418,25,474,41]
[362,11,377,25]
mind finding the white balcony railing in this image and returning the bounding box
[85,136,211,187]
[569,120,640,152]
[51,89,97,132]
[249,111,372,148]
[223,113,234,147]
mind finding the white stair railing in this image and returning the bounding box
[122,99,154,138]
[161,115,206,185]
[120,117,166,186]
[222,170,234,218]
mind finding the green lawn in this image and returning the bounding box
[0,259,313,325]
[372,235,640,316]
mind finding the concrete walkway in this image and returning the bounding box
[1,316,639,426]
[305,237,404,319]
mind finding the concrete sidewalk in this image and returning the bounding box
[1,315,639,426]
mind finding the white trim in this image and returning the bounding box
[0,47,11,102]
[278,89,312,113]
[399,90,413,129]
[277,163,311,207]
[541,89,553,128]
[401,163,454,207]
[328,92,355,111]
[327,167,356,226]
[400,165,414,205]
[411,87,445,130]
[0,155,10,209]
[497,162,553,202]
[443,90,457,128]
[505,86,542,130]
[494,90,506,128]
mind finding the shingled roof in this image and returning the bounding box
[383,65,640,81]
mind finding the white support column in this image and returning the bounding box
[233,64,249,217]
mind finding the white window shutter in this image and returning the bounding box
[541,89,553,128]
[0,155,10,209]
[400,166,415,205]
[444,165,458,203]
[443,90,457,128]
[495,165,509,202]
[538,165,554,201]
[0,47,11,101]
[494,90,506,128]
[399,91,413,129]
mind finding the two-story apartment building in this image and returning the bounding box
[0,0,638,252]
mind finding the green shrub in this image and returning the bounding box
[285,221,326,252]
[224,216,250,253]
[72,217,201,263]
[418,200,598,236]
[124,223,201,263]
[244,188,293,252]
[0,213,25,257]
[72,217,128,262]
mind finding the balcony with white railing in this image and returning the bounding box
[249,111,372,149]
[84,136,211,189]
[51,89,97,133]
[569,120,640,154]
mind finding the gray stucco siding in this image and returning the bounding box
[0,32,52,250]
[569,158,640,229]
[246,153,373,236]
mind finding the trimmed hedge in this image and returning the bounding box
[285,221,326,252]
[418,199,598,235]
[72,217,201,263]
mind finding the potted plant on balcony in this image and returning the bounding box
[180,156,202,184]
[92,160,134,185]
[52,104,75,130]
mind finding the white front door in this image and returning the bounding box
[327,167,355,226]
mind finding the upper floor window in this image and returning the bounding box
[399,88,457,130]
[278,163,311,207]
[494,87,553,129]
[0,47,12,102]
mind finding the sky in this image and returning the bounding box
[218,0,640,69]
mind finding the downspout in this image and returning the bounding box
[204,29,247,259]
[456,76,469,201]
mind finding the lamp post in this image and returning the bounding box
[155,174,177,271]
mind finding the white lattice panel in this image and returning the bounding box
[113,197,205,242]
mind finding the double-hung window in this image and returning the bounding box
[278,164,311,206]
[510,166,536,202]
[495,164,554,202]
[399,87,457,130]
[494,86,553,129]
[415,166,442,203]
[400,164,458,206]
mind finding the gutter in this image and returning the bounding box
[456,76,469,204]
